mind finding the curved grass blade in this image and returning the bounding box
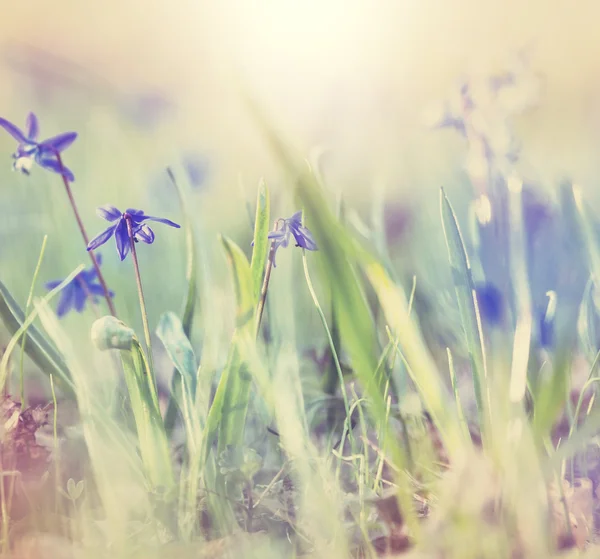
[440,187,489,432]
[20,234,48,405]
[250,178,270,302]
[164,168,199,432]
[0,274,75,394]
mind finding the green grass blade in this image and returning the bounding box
[439,187,488,430]
[168,168,198,337]
[164,169,200,433]
[250,178,270,302]
[217,235,255,450]
[19,234,48,404]
[120,339,174,491]
[0,274,76,393]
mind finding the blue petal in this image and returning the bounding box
[0,117,27,143]
[125,208,145,217]
[56,285,75,317]
[287,211,303,226]
[26,113,39,141]
[40,131,77,153]
[135,224,155,244]
[88,283,115,298]
[96,205,122,222]
[45,279,63,291]
[268,229,287,241]
[114,219,131,261]
[35,152,75,181]
[141,215,180,228]
[291,225,318,251]
[73,282,87,313]
[474,283,504,326]
[87,223,117,251]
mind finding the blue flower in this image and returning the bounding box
[46,254,114,318]
[474,282,504,326]
[182,152,209,189]
[0,112,77,181]
[87,205,180,261]
[267,211,317,267]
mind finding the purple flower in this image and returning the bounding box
[267,211,317,267]
[87,205,180,261]
[0,112,77,181]
[474,282,504,326]
[46,254,114,318]
[182,152,209,189]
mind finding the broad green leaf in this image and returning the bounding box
[156,312,198,399]
[440,188,488,428]
[0,277,73,393]
[250,178,270,303]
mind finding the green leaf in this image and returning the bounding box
[578,278,599,363]
[214,236,256,453]
[250,178,270,303]
[156,312,198,400]
[439,188,488,428]
[220,235,254,331]
[0,278,73,393]
[172,171,198,337]
[119,338,174,492]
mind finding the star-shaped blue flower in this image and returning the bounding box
[0,112,77,181]
[87,205,180,261]
[46,254,115,318]
[268,211,317,267]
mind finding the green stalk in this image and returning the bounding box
[124,216,155,379]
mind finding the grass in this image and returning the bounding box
[1,76,600,559]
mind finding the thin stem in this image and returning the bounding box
[54,151,116,317]
[125,216,155,377]
[254,241,276,340]
[302,250,350,423]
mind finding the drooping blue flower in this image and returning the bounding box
[87,205,180,261]
[0,112,77,181]
[267,211,318,267]
[474,282,504,326]
[46,254,114,318]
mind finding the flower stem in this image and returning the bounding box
[254,240,276,339]
[54,151,116,317]
[125,217,155,377]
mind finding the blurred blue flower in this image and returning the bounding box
[182,152,209,189]
[0,112,77,181]
[474,282,504,326]
[267,211,318,267]
[46,254,114,318]
[539,312,554,349]
[120,91,173,130]
[87,205,180,261]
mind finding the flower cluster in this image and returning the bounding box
[87,205,180,261]
[46,255,115,317]
[268,211,318,267]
